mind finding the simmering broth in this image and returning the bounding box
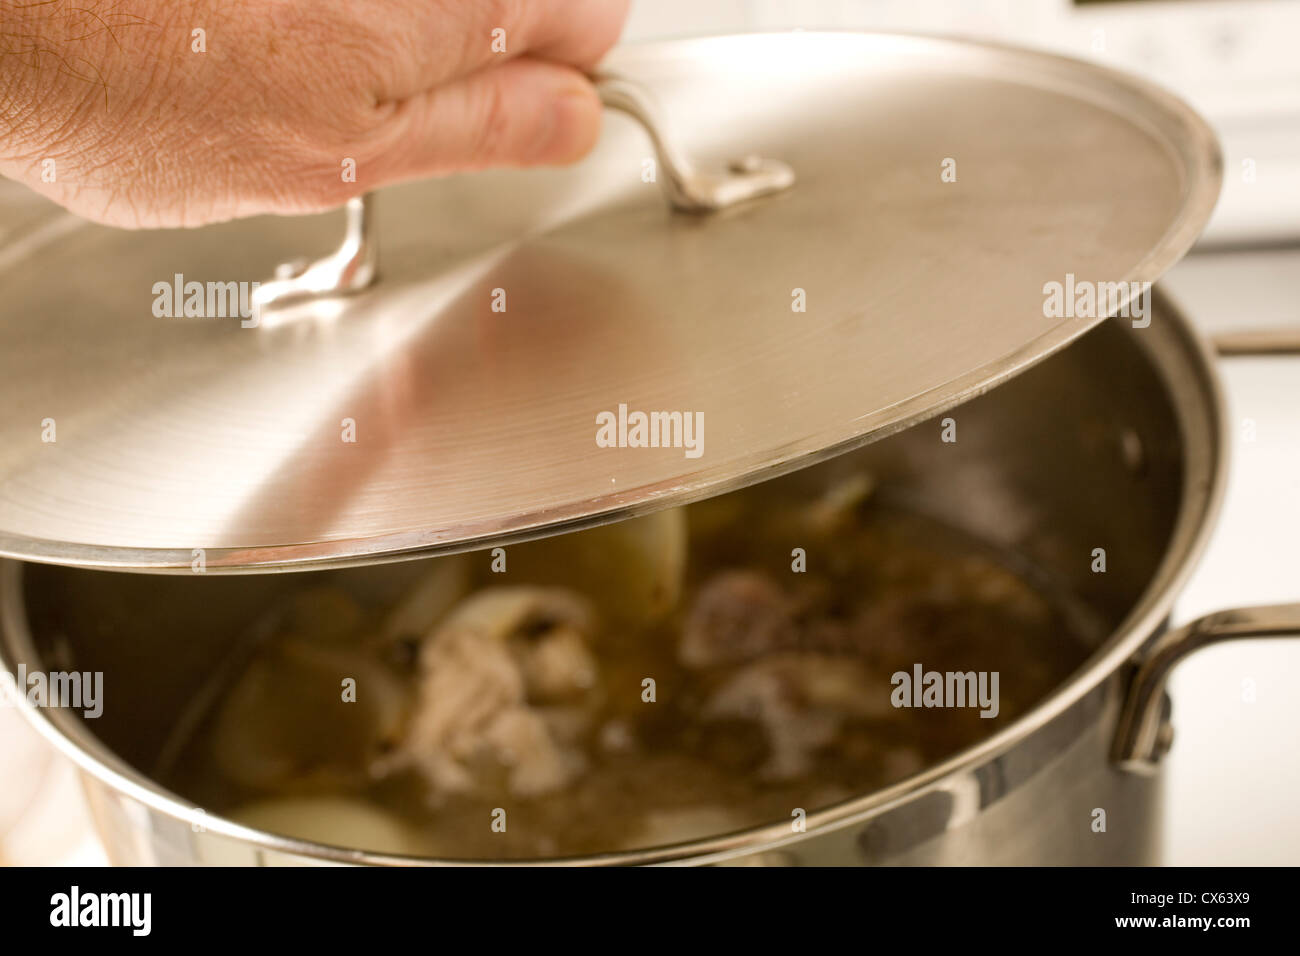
[158,471,1099,859]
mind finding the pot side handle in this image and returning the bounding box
[250,73,795,314]
[1112,603,1300,773]
[1211,329,1300,354]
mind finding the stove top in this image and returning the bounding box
[1160,247,1300,865]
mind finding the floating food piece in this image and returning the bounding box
[376,555,471,649]
[379,587,600,799]
[803,472,876,535]
[505,508,687,626]
[704,654,889,781]
[608,507,689,620]
[209,613,409,792]
[679,570,797,669]
[229,796,427,856]
[598,719,636,754]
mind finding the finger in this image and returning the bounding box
[365,56,604,182]
[378,0,630,99]
[513,0,631,69]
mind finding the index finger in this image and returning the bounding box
[378,0,630,99]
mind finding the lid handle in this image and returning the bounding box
[592,72,796,212]
[252,73,794,314]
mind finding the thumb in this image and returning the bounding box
[367,58,604,184]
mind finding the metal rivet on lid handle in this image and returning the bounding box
[252,74,797,314]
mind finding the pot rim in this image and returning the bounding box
[0,284,1229,865]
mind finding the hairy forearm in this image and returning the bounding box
[0,1,235,216]
[1,0,146,155]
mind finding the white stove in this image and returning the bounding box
[1160,249,1300,866]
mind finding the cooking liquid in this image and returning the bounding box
[161,480,1100,860]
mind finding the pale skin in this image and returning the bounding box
[0,0,631,227]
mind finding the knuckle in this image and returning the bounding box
[470,76,514,167]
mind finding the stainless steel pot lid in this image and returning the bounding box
[0,32,1220,573]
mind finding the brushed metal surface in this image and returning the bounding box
[0,33,1221,570]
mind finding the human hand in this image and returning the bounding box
[0,0,630,227]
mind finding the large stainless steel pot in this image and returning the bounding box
[4,288,1297,865]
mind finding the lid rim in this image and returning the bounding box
[0,31,1223,572]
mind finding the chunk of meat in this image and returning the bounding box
[704,654,889,781]
[680,569,862,664]
[679,571,799,669]
[378,587,601,799]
